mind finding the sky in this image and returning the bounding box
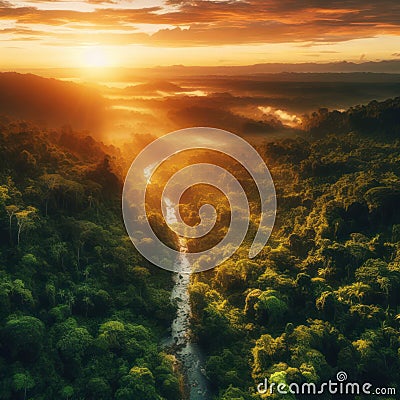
[1,0,400,69]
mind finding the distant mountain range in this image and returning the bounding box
[0,72,105,133]
[138,59,400,76]
[7,60,400,79]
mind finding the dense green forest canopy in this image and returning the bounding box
[1,95,400,399]
[189,102,400,399]
[0,116,180,400]
[302,96,400,138]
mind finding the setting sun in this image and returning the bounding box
[82,46,110,68]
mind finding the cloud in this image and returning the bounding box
[0,0,399,47]
[87,0,116,3]
[124,80,184,95]
[168,105,283,135]
[259,106,302,127]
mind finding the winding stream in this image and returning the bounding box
[165,201,212,400]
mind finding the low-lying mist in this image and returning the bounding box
[2,70,400,155]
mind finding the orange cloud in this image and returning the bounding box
[1,0,400,68]
[0,0,399,47]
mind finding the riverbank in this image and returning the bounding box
[163,235,212,399]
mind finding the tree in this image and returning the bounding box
[49,242,68,269]
[244,289,262,318]
[252,334,287,380]
[40,173,62,215]
[4,316,44,361]
[60,386,74,400]
[15,206,37,245]
[336,282,371,305]
[254,290,288,323]
[316,291,337,320]
[0,185,9,206]
[5,204,18,243]
[10,279,34,308]
[12,372,35,400]
[115,367,159,400]
[98,320,125,351]
[56,326,92,362]
[85,378,111,400]
[218,385,251,400]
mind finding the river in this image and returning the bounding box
[170,238,212,400]
[163,200,212,400]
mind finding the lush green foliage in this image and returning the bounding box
[0,117,180,400]
[190,131,400,399]
[1,94,400,400]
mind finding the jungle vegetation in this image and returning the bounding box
[1,96,400,399]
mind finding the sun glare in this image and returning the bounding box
[82,46,110,68]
